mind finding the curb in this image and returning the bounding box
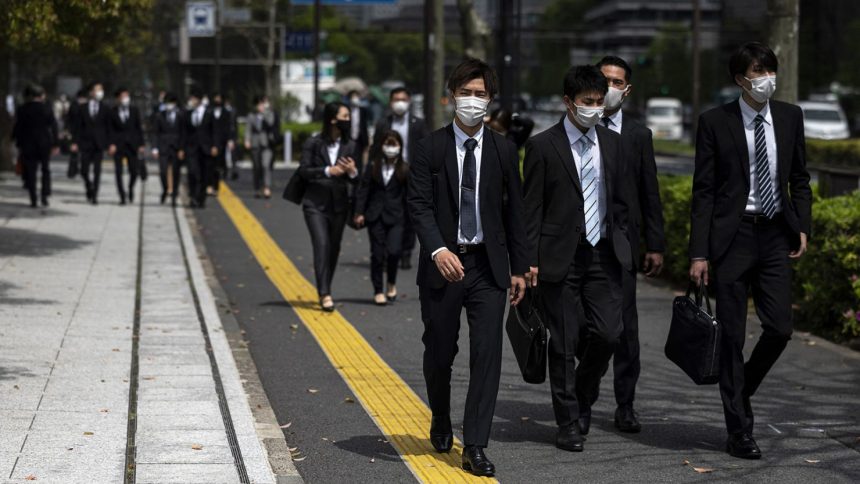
[184,206,304,484]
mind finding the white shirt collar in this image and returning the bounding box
[606,108,623,129]
[563,115,597,147]
[739,95,772,128]
[452,121,485,148]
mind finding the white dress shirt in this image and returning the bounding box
[382,163,395,185]
[120,107,129,123]
[391,115,410,162]
[323,139,359,179]
[89,100,99,117]
[192,105,206,126]
[603,109,623,134]
[739,96,782,214]
[432,122,485,258]
[351,107,361,140]
[564,116,607,239]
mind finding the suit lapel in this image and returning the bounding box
[479,127,497,223]
[444,125,460,206]
[769,102,790,185]
[726,101,751,184]
[596,125,615,209]
[549,121,582,194]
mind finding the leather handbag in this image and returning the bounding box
[505,287,547,384]
[282,170,306,204]
[665,282,722,385]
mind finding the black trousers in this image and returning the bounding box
[401,213,417,257]
[80,148,103,198]
[542,239,623,427]
[303,204,347,297]
[21,154,51,204]
[113,148,140,201]
[419,248,506,447]
[209,144,227,190]
[367,219,403,293]
[158,151,180,198]
[611,268,640,407]
[712,216,793,435]
[186,148,208,206]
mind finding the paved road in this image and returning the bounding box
[192,167,860,483]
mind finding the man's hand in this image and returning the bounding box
[434,249,464,282]
[70,143,78,153]
[643,252,664,277]
[526,266,539,288]
[510,275,526,306]
[108,144,117,156]
[789,232,808,259]
[51,147,60,156]
[210,146,219,157]
[244,141,251,150]
[689,259,709,287]
[177,150,185,161]
[338,156,358,177]
[151,148,159,158]
[353,214,365,228]
[328,163,345,177]
[227,140,235,151]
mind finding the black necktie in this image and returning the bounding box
[460,138,478,240]
[602,117,611,128]
[753,114,777,218]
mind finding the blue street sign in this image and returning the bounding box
[284,31,315,52]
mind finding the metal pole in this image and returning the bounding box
[214,0,222,93]
[691,0,701,143]
[423,0,435,126]
[313,0,321,121]
[498,0,514,111]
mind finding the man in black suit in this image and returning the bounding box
[107,88,145,205]
[689,42,811,460]
[596,56,666,433]
[151,92,185,206]
[407,58,529,477]
[523,65,632,452]
[182,90,215,208]
[71,81,109,204]
[373,87,430,270]
[12,84,58,208]
[207,92,235,195]
[347,89,370,157]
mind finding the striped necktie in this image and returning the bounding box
[753,114,777,218]
[578,137,600,246]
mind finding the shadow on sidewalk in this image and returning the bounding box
[0,281,56,306]
[0,226,89,257]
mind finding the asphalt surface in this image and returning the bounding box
[193,167,860,483]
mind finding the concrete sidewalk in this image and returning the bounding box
[0,166,299,483]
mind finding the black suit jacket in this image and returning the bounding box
[152,109,185,154]
[73,101,110,151]
[355,161,408,225]
[350,106,370,149]
[618,115,666,268]
[372,113,430,163]
[182,108,214,154]
[107,105,144,151]
[522,119,632,283]
[210,106,236,148]
[407,124,530,290]
[690,100,812,261]
[12,101,58,157]
[298,135,361,213]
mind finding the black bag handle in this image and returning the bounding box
[686,281,713,316]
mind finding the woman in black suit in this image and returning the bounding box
[298,102,360,311]
[353,130,409,305]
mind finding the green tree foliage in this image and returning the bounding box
[528,0,596,97]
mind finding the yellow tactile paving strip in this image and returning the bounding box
[217,183,495,483]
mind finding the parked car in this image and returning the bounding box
[799,101,850,140]
[646,97,683,141]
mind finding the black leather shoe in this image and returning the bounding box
[129,188,134,203]
[461,446,494,477]
[614,405,642,433]
[578,414,591,436]
[726,433,761,459]
[429,415,453,452]
[160,192,167,204]
[555,424,584,452]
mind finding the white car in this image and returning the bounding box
[646,98,684,141]
[798,101,850,140]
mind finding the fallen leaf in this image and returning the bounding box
[111,348,120,352]
[370,458,375,463]
[24,475,36,481]
[67,447,73,451]
[280,422,292,429]
[99,409,109,413]
[290,324,299,330]
[288,446,298,452]
[322,437,329,441]
[520,417,530,422]
[142,377,156,381]
[13,385,19,390]
[805,459,820,464]
[83,432,94,436]
[293,456,307,462]
[693,467,714,474]
[191,444,203,450]
[307,388,319,394]
[344,397,355,403]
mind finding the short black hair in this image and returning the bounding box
[563,65,608,100]
[164,92,179,103]
[595,55,632,82]
[87,81,103,92]
[188,88,203,99]
[447,57,498,98]
[728,42,778,83]
[24,84,45,100]
[389,87,410,99]
[114,87,129,97]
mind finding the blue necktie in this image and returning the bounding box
[578,137,600,246]
[753,114,777,218]
[460,138,478,240]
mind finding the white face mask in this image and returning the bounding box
[201,97,210,107]
[350,96,361,106]
[120,97,130,107]
[165,103,176,111]
[744,75,776,103]
[603,86,629,111]
[93,90,104,101]
[454,96,489,127]
[382,145,401,159]
[391,100,410,116]
[570,103,605,128]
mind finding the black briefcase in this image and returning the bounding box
[67,152,79,179]
[282,170,306,204]
[506,288,547,384]
[665,283,722,385]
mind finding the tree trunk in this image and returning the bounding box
[424,0,445,130]
[768,0,799,104]
[265,0,277,100]
[457,0,490,62]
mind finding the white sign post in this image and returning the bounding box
[187,1,216,37]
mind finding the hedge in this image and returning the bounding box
[806,139,860,168]
[655,174,860,343]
